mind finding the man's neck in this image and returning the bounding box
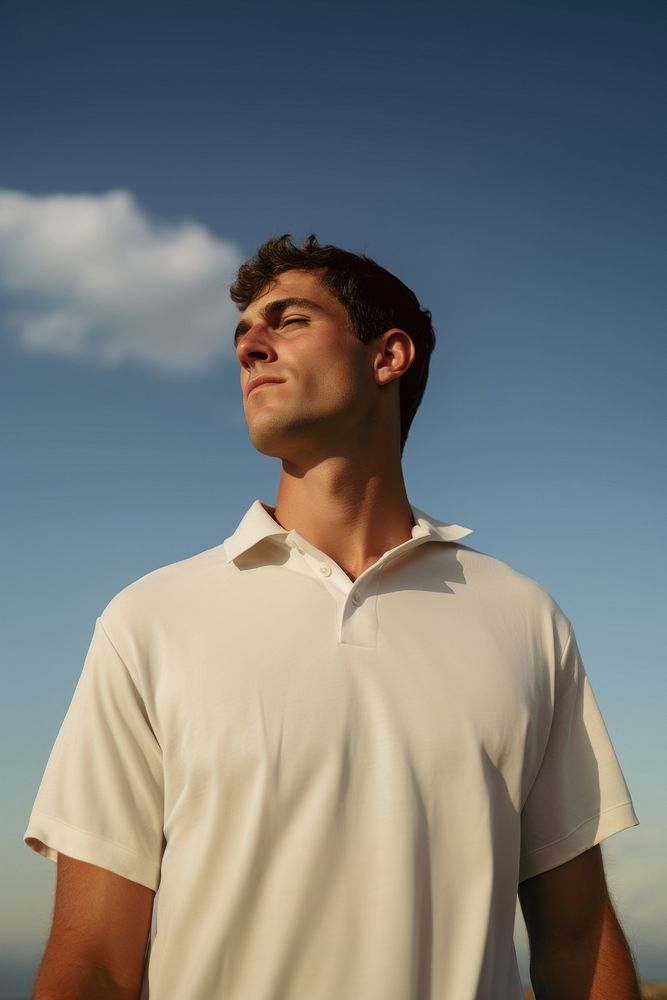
[272,455,414,582]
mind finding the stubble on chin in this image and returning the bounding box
[245,409,291,458]
[245,407,327,461]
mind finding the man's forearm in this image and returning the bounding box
[587,903,641,1000]
[32,952,142,1000]
[531,902,641,1000]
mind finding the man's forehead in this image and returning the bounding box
[238,270,341,326]
[246,269,328,309]
[234,270,345,345]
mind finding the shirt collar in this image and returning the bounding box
[224,500,472,564]
[409,506,474,544]
[223,501,289,562]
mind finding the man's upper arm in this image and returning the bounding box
[519,845,641,999]
[34,853,154,999]
[519,844,609,949]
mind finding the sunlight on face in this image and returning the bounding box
[235,271,378,460]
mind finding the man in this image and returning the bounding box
[26,235,640,999]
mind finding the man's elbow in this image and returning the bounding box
[33,950,144,1000]
[528,899,641,1000]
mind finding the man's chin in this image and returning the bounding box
[246,421,323,464]
[246,424,290,459]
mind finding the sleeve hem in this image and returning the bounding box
[24,814,161,891]
[519,800,639,882]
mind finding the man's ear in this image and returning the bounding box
[373,329,415,386]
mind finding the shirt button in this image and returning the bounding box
[352,591,361,606]
[319,564,332,577]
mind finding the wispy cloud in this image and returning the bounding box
[0,189,243,373]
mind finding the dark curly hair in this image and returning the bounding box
[230,234,436,453]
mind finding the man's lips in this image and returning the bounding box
[245,375,285,399]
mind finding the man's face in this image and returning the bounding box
[235,270,376,459]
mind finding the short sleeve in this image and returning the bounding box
[24,618,164,890]
[519,625,638,881]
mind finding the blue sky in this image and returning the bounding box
[1,0,666,993]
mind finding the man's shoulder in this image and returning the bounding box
[100,539,235,632]
[437,534,570,637]
[415,507,555,603]
[456,540,550,593]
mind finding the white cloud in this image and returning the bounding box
[0,189,244,373]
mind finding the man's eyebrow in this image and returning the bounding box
[234,297,327,345]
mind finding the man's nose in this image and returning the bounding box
[235,323,278,369]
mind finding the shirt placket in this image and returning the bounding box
[285,530,437,648]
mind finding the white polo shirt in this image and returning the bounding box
[25,502,637,1000]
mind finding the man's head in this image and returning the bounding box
[230,234,436,456]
